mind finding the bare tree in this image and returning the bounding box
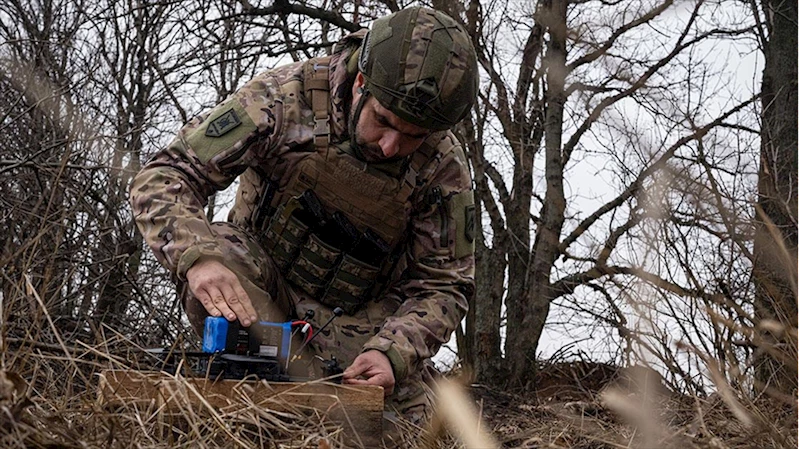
[86,0,184,328]
[1,0,197,344]
[753,0,797,396]
[432,0,763,389]
[0,0,95,329]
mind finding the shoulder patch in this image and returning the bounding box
[452,190,475,258]
[464,203,476,243]
[205,109,242,137]
[185,98,257,164]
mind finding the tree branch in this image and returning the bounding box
[237,0,362,32]
[566,0,674,71]
[559,94,758,254]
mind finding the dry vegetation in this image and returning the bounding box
[1,0,795,448]
[0,281,794,449]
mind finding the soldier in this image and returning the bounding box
[130,5,478,443]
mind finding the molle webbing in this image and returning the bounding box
[262,197,310,272]
[259,140,436,314]
[260,191,389,315]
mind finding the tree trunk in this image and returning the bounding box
[472,198,506,382]
[754,0,798,395]
[505,0,568,389]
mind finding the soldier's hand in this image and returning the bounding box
[186,259,258,326]
[342,350,395,396]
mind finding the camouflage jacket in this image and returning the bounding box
[130,31,475,381]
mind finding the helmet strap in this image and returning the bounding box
[348,84,371,161]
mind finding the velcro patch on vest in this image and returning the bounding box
[335,158,387,200]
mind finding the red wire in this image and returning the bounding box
[291,320,314,343]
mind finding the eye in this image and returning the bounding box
[376,115,391,128]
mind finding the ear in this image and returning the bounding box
[352,72,365,97]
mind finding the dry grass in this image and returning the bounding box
[1,265,795,449]
[1,324,795,449]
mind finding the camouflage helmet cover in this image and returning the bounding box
[358,7,479,131]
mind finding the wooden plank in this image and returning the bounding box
[98,370,384,447]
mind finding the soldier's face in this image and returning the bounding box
[351,73,431,163]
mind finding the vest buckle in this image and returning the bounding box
[314,117,330,137]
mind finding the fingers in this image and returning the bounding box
[343,372,394,395]
[234,282,258,324]
[342,351,395,395]
[211,286,238,321]
[195,284,238,322]
[197,295,222,318]
[195,286,226,319]
[219,282,257,326]
[342,357,367,380]
[379,373,395,395]
[187,260,258,326]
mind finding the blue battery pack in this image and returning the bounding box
[202,316,229,353]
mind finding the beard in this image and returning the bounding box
[348,102,402,164]
[353,135,387,163]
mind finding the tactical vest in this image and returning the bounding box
[253,56,436,314]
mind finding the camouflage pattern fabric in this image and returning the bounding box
[359,6,478,130]
[179,221,437,432]
[130,19,475,426]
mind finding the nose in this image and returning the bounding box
[379,131,402,158]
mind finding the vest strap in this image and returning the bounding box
[304,58,332,149]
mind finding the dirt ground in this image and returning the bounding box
[462,361,797,449]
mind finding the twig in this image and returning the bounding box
[24,274,91,387]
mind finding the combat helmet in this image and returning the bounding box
[357,7,478,130]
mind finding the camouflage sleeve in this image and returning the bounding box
[362,138,476,381]
[129,71,284,279]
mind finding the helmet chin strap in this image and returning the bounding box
[348,85,371,161]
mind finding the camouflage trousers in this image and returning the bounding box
[180,222,436,436]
